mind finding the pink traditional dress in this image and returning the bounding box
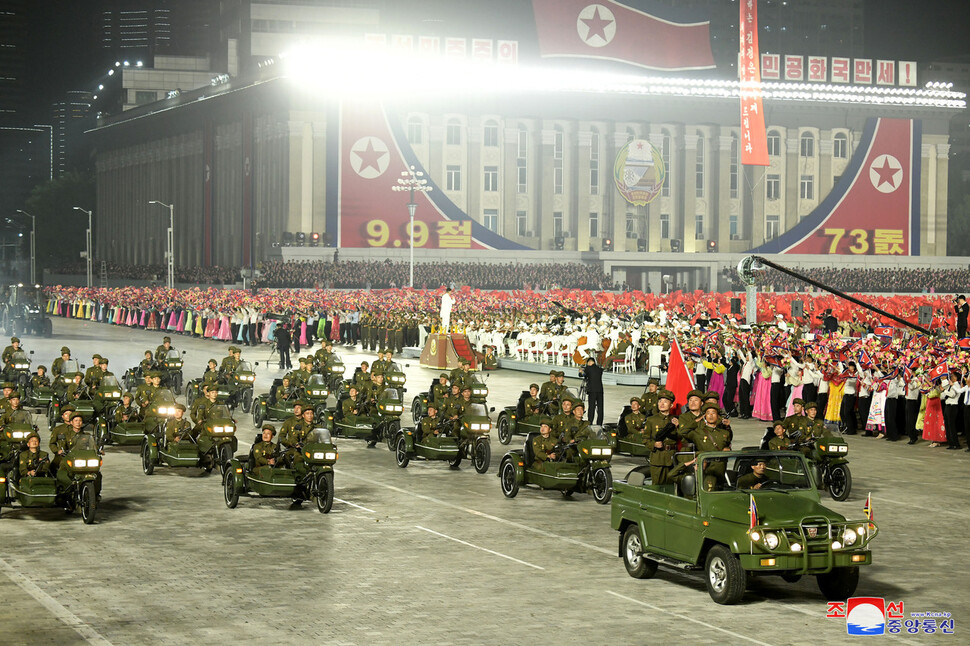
[921,389,946,443]
[752,366,773,421]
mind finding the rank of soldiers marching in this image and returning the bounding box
[0,317,962,645]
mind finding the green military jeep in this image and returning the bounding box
[611,450,877,605]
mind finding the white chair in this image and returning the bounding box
[612,345,635,373]
[558,341,575,365]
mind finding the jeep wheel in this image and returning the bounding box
[817,566,859,600]
[499,459,518,498]
[497,415,512,445]
[224,469,239,508]
[315,472,333,514]
[472,439,490,474]
[591,467,613,504]
[395,435,410,468]
[622,525,658,579]
[705,545,746,605]
[141,442,154,475]
[828,464,851,501]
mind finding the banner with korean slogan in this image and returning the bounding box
[738,0,769,166]
[749,118,921,256]
[336,101,529,250]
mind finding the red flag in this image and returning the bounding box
[928,363,948,382]
[532,0,715,71]
[863,492,873,522]
[738,0,769,166]
[749,494,759,529]
[665,335,696,414]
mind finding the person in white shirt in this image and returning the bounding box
[439,287,454,333]
[904,377,922,444]
[738,351,755,419]
[941,372,965,450]
[885,372,904,441]
[858,368,874,436]
[841,362,859,434]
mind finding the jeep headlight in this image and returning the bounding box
[312,451,324,459]
[12,430,26,438]
[831,540,843,550]
[16,363,27,369]
[111,391,120,398]
[790,542,802,552]
[839,445,848,453]
[331,366,342,372]
[473,388,485,395]
[749,530,761,542]
[764,532,780,550]
[325,451,337,460]
[842,528,857,546]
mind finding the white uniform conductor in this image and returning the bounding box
[440,287,454,333]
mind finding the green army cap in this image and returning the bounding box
[772,419,786,427]
[687,389,704,401]
[61,404,76,414]
[174,403,186,412]
[261,423,276,435]
[572,401,585,410]
[36,365,47,372]
[792,397,805,406]
[804,401,818,410]
[208,358,218,365]
[630,396,643,405]
[529,383,539,390]
[648,378,660,386]
[10,336,19,343]
[228,346,238,353]
[60,346,71,354]
[294,400,308,408]
[70,413,84,422]
[1,381,15,388]
[658,389,675,402]
[461,385,471,392]
[70,372,84,379]
[703,391,719,401]
[701,403,721,414]
[440,373,450,379]
[92,353,102,360]
[556,370,566,377]
[549,369,557,376]
[122,391,134,399]
[25,431,40,442]
[162,336,171,343]
[8,390,21,399]
[539,416,553,427]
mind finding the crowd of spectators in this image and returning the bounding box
[756,267,970,294]
[53,262,241,285]
[257,260,615,290]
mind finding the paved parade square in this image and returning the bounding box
[0,318,965,645]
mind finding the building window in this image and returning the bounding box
[730,214,739,239]
[800,132,815,157]
[483,166,498,192]
[730,135,739,199]
[517,127,528,158]
[589,212,599,238]
[135,90,156,105]
[625,213,636,239]
[833,132,848,159]
[446,165,461,191]
[800,174,815,200]
[695,132,704,197]
[553,212,563,238]
[517,128,528,193]
[660,214,670,239]
[661,131,671,197]
[767,130,781,156]
[407,118,423,145]
[695,215,704,240]
[446,119,462,145]
[589,131,599,195]
[766,174,780,200]
[554,127,564,194]
[516,210,527,236]
[483,120,499,147]
[483,209,498,232]
[765,215,780,241]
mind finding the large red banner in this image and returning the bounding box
[532,0,714,71]
[739,0,769,166]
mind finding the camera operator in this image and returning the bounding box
[579,357,604,425]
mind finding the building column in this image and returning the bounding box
[576,129,592,252]
[467,123,483,227]
[784,132,799,234]
[611,130,630,251]
[818,137,834,202]
[683,132,699,253]
[286,120,305,235]
[311,120,327,239]
[539,127,557,250]
[934,144,950,255]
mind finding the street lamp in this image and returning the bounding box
[390,165,432,288]
[15,210,35,285]
[72,207,92,287]
[149,201,174,289]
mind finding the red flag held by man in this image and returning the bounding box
[665,335,696,415]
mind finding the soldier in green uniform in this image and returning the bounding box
[1,336,21,368]
[201,359,220,388]
[678,390,706,436]
[164,403,193,445]
[371,349,389,376]
[482,345,498,370]
[191,386,218,426]
[431,373,450,408]
[0,381,14,413]
[51,347,71,378]
[154,336,173,362]
[640,378,661,416]
[139,350,156,374]
[66,373,89,402]
[84,354,104,389]
[134,372,157,410]
[353,361,371,387]
[685,403,732,491]
[561,402,593,447]
[783,398,812,440]
[342,386,364,424]
[280,407,314,464]
[737,458,771,489]
[252,425,278,471]
[440,384,464,430]
[644,389,680,485]
[804,402,830,440]
[275,376,295,403]
[314,340,331,367]
[31,365,50,390]
[48,405,76,472]
[0,390,24,425]
[18,432,49,477]
[767,421,792,450]
[523,383,541,416]
[551,397,575,440]
[278,400,305,443]
[449,358,471,392]
[419,403,442,445]
[538,370,559,409]
[622,397,647,442]
[219,346,241,380]
[530,417,559,472]
[114,392,137,424]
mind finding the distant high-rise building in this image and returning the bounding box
[0,0,29,124]
[96,0,217,65]
[52,91,93,177]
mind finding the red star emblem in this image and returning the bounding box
[872,157,900,189]
[581,7,613,43]
[354,139,387,174]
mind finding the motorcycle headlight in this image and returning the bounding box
[312,451,324,459]
[764,532,780,549]
[112,392,120,398]
[473,388,485,395]
[12,430,26,438]
[16,363,27,369]
[839,445,848,453]
[843,528,857,546]
[325,452,337,460]
[212,426,225,433]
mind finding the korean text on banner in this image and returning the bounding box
[739,0,769,166]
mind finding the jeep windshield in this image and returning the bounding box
[464,403,489,418]
[100,375,121,390]
[705,453,814,492]
[165,350,181,361]
[307,374,327,387]
[209,404,232,419]
[237,361,253,373]
[307,427,333,444]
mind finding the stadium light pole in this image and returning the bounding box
[72,207,92,287]
[390,165,432,288]
[149,201,174,289]
[15,210,35,285]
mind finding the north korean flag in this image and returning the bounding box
[532,0,715,71]
[874,326,893,339]
[928,363,949,382]
[959,338,970,350]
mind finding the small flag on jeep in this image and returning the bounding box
[749,494,758,529]
[863,492,873,522]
